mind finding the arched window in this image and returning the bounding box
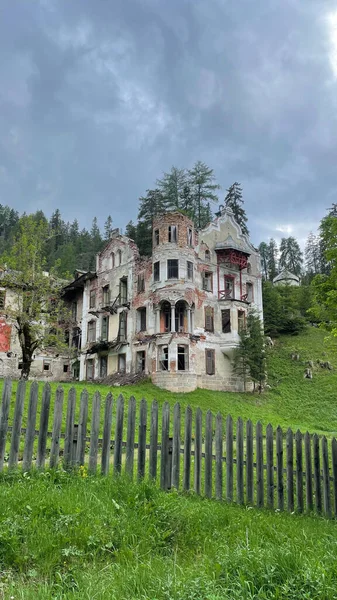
[247,262,251,274]
[111,252,115,268]
[205,249,211,262]
[117,249,122,266]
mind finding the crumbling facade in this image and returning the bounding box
[64,210,263,392]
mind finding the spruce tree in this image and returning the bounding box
[188,161,220,228]
[104,215,113,241]
[267,239,278,281]
[224,182,249,235]
[137,189,164,255]
[279,237,303,276]
[156,166,186,210]
[234,308,266,392]
[258,242,269,280]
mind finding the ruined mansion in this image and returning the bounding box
[63,208,263,392]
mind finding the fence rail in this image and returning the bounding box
[1,379,337,518]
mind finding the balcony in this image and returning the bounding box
[218,290,249,302]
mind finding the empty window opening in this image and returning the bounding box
[137,307,146,332]
[154,229,159,246]
[246,282,253,302]
[222,309,231,333]
[118,353,126,373]
[205,306,214,332]
[167,259,178,279]
[72,327,81,348]
[161,301,171,332]
[87,320,96,343]
[175,301,186,332]
[158,346,169,371]
[86,359,94,380]
[118,311,127,341]
[154,261,160,282]
[137,351,146,373]
[119,277,128,303]
[89,290,96,309]
[18,362,23,370]
[71,301,77,321]
[168,225,177,243]
[238,310,246,333]
[137,272,145,293]
[187,228,193,246]
[102,285,110,305]
[224,276,235,299]
[101,316,109,341]
[111,252,115,268]
[202,271,213,292]
[205,349,215,375]
[187,261,193,281]
[177,345,188,371]
[100,355,108,378]
[63,363,69,373]
[117,249,122,266]
[205,249,211,262]
[247,262,251,274]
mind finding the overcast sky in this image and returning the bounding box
[1,0,337,247]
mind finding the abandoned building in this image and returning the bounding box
[63,209,263,392]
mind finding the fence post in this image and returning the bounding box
[266,423,274,509]
[88,391,101,475]
[23,381,38,472]
[332,438,337,518]
[149,400,158,480]
[71,424,79,465]
[36,383,51,469]
[295,430,303,513]
[101,393,113,476]
[286,428,294,512]
[8,379,26,469]
[236,417,244,504]
[64,388,76,469]
[172,403,181,490]
[226,415,233,502]
[194,408,202,495]
[322,436,331,518]
[205,410,213,499]
[49,386,64,469]
[76,390,89,467]
[304,432,313,513]
[0,379,13,471]
[256,421,264,508]
[246,419,253,504]
[183,406,192,492]
[114,394,124,475]
[276,426,283,510]
[137,398,147,480]
[160,402,170,490]
[313,433,322,513]
[215,412,223,501]
[126,396,136,478]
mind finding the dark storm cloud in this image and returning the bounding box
[1,0,337,244]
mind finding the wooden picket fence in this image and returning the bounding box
[1,378,337,518]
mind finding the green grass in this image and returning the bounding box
[0,470,337,599]
[2,327,337,438]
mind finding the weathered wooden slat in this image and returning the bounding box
[246,419,253,504]
[36,383,51,469]
[183,406,192,492]
[172,403,181,490]
[114,394,124,475]
[76,390,88,466]
[0,379,13,471]
[88,392,101,474]
[236,417,244,504]
[313,433,322,513]
[226,415,233,502]
[322,436,331,518]
[205,410,213,499]
[63,388,76,469]
[194,408,202,495]
[215,412,223,501]
[304,431,313,512]
[295,430,303,513]
[22,382,38,471]
[286,428,294,513]
[276,426,284,510]
[137,398,147,480]
[160,402,170,490]
[49,386,64,468]
[266,423,274,509]
[8,380,26,469]
[126,396,136,478]
[256,421,264,508]
[332,438,337,518]
[101,393,113,476]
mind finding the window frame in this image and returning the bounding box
[202,271,213,292]
[187,228,193,246]
[187,260,193,281]
[154,229,160,246]
[137,272,145,293]
[167,259,179,280]
[221,309,231,334]
[118,353,126,374]
[238,309,246,333]
[89,290,96,309]
[205,349,215,375]
[224,275,235,299]
[205,249,211,262]
[136,350,146,373]
[86,359,94,380]
[204,306,214,332]
[137,307,146,332]
[168,225,177,243]
[100,355,108,378]
[246,282,254,302]
[154,261,160,282]
[87,320,97,343]
[158,345,169,371]
[118,311,128,341]
[177,345,189,371]
[101,315,109,341]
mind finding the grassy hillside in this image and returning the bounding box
[1,327,337,437]
[1,471,337,600]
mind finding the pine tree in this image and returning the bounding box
[279,237,303,276]
[267,239,278,281]
[188,161,220,228]
[258,242,269,280]
[234,308,266,392]
[104,215,113,241]
[137,189,164,255]
[224,182,249,235]
[305,232,321,278]
[125,220,137,241]
[157,166,186,210]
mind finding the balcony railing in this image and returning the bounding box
[218,290,249,302]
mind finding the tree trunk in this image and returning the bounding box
[17,319,37,380]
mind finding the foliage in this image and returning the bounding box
[0,215,70,379]
[224,181,249,235]
[279,237,303,276]
[310,215,337,334]
[234,308,266,391]
[267,238,278,281]
[262,281,308,337]
[188,160,220,228]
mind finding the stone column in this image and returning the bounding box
[187,306,191,334]
[155,307,160,333]
[170,304,176,333]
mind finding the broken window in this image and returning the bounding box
[168,225,177,242]
[136,351,146,373]
[43,361,50,371]
[117,249,122,266]
[161,301,171,332]
[224,276,235,299]
[89,290,96,309]
[18,362,23,370]
[187,261,193,281]
[246,282,253,302]
[72,327,81,349]
[205,349,215,375]
[222,309,231,333]
[177,345,188,371]
[204,306,214,332]
[87,320,96,343]
[86,359,94,380]
[137,272,145,293]
[118,311,127,341]
[137,307,146,332]
[102,285,110,305]
[119,277,128,303]
[158,345,169,371]
[63,363,69,373]
[238,310,246,333]
[154,229,159,246]
[101,316,109,341]
[111,252,115,268]
[118,353,126,373]
[205,249,211,262]
[154,261,160,282]
[202,271,213,292]
[187,228,193,246]
[100,355,108,378]
[167,259,178,279]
